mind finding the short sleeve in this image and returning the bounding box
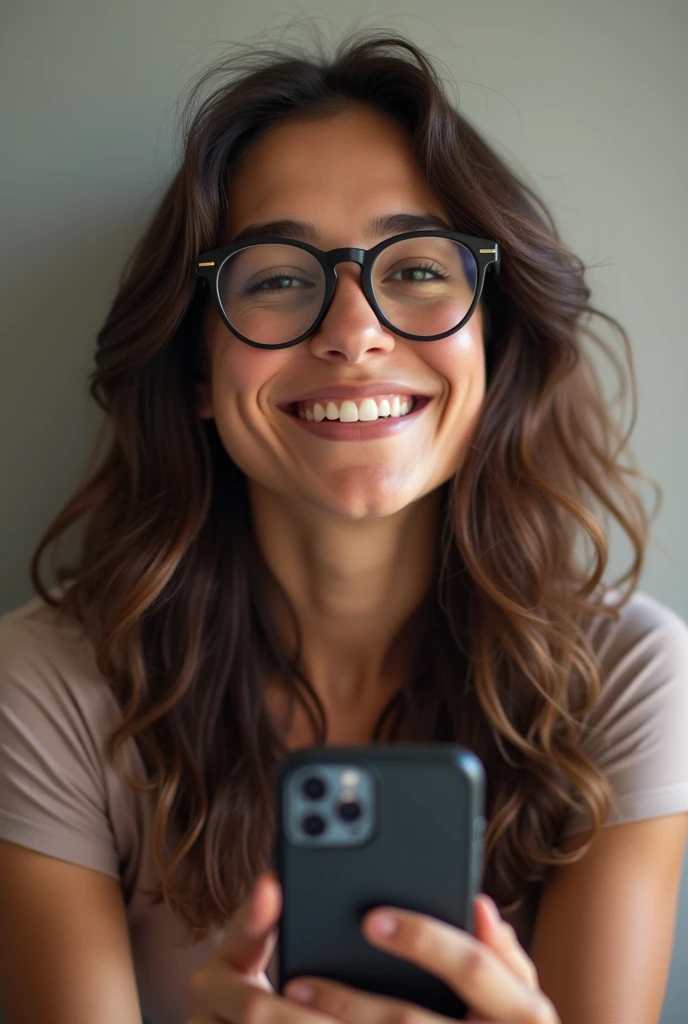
[0,613,120,878]
[564,592,688,836]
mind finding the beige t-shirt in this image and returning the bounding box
[0,590,687,1023]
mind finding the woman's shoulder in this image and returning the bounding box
[0,589,121,728]
[2,586,85,633]
[583,587,688,677]
[576,587,688,770]
[561,588,688,834]
[1,588,94,666]
[0,592,151,889]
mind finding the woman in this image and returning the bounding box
[0,30,686,1024]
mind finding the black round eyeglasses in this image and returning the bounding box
[196,230,500,350]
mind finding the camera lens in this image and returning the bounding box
[302,813,326,836]
[337,800,362,822]
[302,776,326,800]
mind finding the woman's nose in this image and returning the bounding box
[307,263,396,363]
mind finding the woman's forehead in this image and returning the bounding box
[226,108,448,241]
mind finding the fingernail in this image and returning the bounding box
[369,912,399,937]
[285,981,314,1003]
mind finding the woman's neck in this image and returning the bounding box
[249,482,442,709]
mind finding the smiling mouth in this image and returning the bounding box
[288,394,424,423]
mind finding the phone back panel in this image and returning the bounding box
[275,745,485,1020]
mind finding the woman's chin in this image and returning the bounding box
[308,481,424,522]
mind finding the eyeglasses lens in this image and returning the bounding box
[217,238,478,346]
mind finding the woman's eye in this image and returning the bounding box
[248,274,312,292]
[389,264,448,282]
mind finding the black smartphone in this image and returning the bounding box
[274,744,486,1020]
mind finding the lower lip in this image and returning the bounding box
[283,398,430,441]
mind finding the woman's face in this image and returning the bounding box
[200,105,486,520]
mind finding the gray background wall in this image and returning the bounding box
[1,0,686,1019]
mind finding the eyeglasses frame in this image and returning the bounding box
[196,229,500,350]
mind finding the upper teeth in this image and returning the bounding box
[297,395,414,422]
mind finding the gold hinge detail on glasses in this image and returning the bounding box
[198,261,215,267]
[479,248,496,254]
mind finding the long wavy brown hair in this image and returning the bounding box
[31,30,654,939]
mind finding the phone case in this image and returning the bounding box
[275,744,485,1020]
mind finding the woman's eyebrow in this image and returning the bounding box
[229,212,455,245]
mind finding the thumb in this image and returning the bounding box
[218,872,282,975]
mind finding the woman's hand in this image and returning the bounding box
[464,895,550,1021]
[186,873,559,1023]
[282,894,560,1024]
[184,872,337,1023]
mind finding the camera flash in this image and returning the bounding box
[341,769,359,788]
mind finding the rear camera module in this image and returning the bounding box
[337,800,362,822]
[302,813,327,836]
[302,776,327,800]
